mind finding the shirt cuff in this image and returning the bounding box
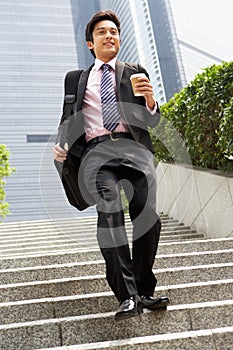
[146,101,160,115]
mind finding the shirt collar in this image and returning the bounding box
[94,57,117,71]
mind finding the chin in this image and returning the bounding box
[105,51,117,58]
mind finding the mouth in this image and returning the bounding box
[104,42,115,47]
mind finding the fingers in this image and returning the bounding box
[64,142,68,151]
[53,143,68,162]
[135,77,154,96]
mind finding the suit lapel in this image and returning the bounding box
[115,60,125,99]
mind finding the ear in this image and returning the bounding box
[86,41,94,50]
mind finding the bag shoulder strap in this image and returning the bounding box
[64,70,83,97]
[60,70,83,124]
[57,70,83,145]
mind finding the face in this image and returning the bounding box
[87,20,120,62]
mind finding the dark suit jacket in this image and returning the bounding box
[55,59,161,210]
[57,59,161,156]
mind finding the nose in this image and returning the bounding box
[105,30,113,38]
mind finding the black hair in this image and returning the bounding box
[85,10,121,57]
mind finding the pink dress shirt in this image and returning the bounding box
[82,57,129,142]
[82,57,158,142]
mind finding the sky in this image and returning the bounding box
[170,0,233,81]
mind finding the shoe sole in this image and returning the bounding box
[142,300,170,311]
[115,304,143,322]
[115,310,139,321]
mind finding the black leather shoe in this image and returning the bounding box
[140,295,170,310]
[115,296,143,321]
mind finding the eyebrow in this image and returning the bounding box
[95,26,117,31]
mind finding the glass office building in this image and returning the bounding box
[0,0,79,221]
[93,0,167,104]
[148,0,186,100]
[69,0,100,69]
[169,0,230,82]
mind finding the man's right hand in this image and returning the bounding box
[53,143,68,162]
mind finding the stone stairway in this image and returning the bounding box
[0,214,232,349]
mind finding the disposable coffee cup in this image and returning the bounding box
[130,73,146,96]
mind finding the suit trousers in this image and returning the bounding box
[79,137,161,302]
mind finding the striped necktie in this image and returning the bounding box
[100,64,121,131]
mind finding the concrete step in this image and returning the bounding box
[0,216,232,350]
[0,224,190,241]
[1,263,232,303]
[0,232,203,257]
[1,224,184,236]
[0,215,173,233]
[0,214,202,261]
[0,279,232,325]
[0,216,180,235]
[0,249,232,284]
[1,237,233,268]
[0,227,198,244]
[0,300,232,350]
[35,327,233,350]
[0,232,202,248]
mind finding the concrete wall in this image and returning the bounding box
[157,162,233,238]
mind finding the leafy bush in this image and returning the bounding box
[152,61,233,172]
[217,97,233,162]
[0,145,16,221]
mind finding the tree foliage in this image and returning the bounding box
[152,61,233,172]
[0,145,16,221]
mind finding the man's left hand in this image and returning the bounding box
[134,76,157,110]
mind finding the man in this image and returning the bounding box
[53,10,169,321]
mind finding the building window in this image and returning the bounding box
[27,134,56,143]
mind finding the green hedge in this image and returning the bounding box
[0,145,15,222]
[152,61,233,172]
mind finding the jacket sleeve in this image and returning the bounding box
[122,62,161,128]
[137,64,161,128]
